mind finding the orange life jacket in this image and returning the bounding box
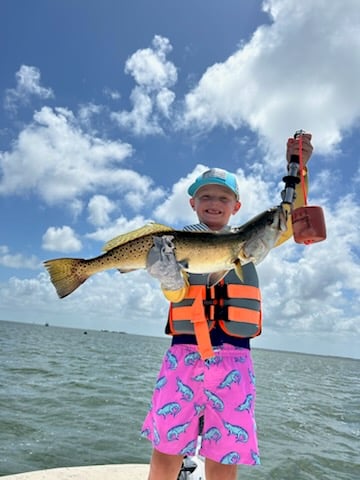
[166,264,262,360]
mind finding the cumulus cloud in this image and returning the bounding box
[113,87,162,135]
[181,0,360,158]
[87,195,116,227]
[42,226,82,252]
[0,245,40,269]
[0,106,133,204]
[77,103,104,132]
[103,87,121,101]
[112,35,177,135]
[0,270,169,336]
[4,65,54,113]
[124,35,177,91]
[156,88,176,118]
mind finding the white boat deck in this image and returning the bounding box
[1,464,149,480]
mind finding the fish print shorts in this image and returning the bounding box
[141,343,260,465]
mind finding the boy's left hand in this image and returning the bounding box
[147,235,185,291]
[286,133,313,166]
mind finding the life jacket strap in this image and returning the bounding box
[191,289,215,360]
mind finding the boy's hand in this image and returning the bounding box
[146,235,185,290]
[286,133,313,166]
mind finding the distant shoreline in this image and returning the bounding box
[0,319,358,361]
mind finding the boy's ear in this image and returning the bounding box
[189,198,195,210]
[232,201,242,215]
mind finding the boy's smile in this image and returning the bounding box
[190,184,241,231]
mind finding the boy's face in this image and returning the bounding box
[189,184,241,231]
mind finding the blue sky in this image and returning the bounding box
[1,0,359,359]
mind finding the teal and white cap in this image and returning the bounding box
[187,168,240,199]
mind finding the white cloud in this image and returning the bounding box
[112,35,177,135]
[42,226,82,252]
[77,103,104,131]
[4,65,54,112]
[0,106,134,204]
[68,198,85,221]
[0,245,40,269]
[156,88,176,118]
[103,87,121,101]
[0,270,169,336]
[181,0,360,158]
[113,87,162,135]
[87,195,116,227]
[124,35,177,91]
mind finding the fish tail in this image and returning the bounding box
[43,258,89,298]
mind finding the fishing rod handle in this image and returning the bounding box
[289,129,306,164]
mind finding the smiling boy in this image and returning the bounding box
[142,134,313,480]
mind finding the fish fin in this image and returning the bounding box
[234,259,244,282]
[207,270,229,287]
[43,258,88,298]
[117,268,137,274]
[178,260,189,269]
[102,223,173,252]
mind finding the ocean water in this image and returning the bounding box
[0,320,359,479]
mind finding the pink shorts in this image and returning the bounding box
[141,344,260,465]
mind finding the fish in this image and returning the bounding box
[43,204,288,299]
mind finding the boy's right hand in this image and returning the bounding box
[146,235,185,291]
[286,132,313,166]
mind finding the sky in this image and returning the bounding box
[1,0,359,359]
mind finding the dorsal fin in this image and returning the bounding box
[102,223,174,252]
[207,270,229,287]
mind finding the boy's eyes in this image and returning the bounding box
[198,195,231,203]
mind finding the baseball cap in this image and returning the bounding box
[187,168,240,199]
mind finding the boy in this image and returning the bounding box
[142,134,313,480]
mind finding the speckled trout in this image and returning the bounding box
[44,205,287,298]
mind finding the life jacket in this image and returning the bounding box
[166,264,262,360]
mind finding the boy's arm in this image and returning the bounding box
[162,278,189,302]
[275,167,309,247]
[275,132,313,247]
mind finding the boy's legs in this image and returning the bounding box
[144,344,258,479]
[205,458,237,480]
[148,449,237,480]
[147,449,183,480]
